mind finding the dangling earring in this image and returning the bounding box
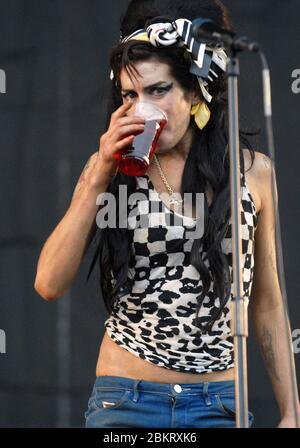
[191,101,211,130]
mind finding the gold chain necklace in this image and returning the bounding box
[153,154,183,208]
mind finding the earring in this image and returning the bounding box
[191,101,211,130]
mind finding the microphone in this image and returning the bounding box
[191,17,260,53]
[191,17,235,40]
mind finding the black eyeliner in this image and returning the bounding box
[121,82,173,97]
[150,83,173,92]
[164,82,173,90]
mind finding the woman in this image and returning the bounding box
[35,0,299,428]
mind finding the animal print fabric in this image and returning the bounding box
[104,171,258,373]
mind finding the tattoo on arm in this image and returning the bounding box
[263,156,271,170]
[78,161,90,182]
[261,325,281,382]
[72,155,97,200]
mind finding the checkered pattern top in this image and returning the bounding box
[104,170,258,373]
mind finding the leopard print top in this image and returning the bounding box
[104,171,258,373]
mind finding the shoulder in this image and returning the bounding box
[242,149,274,215]
[243,149,272,176]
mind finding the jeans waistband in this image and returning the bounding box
[93,375,235,397]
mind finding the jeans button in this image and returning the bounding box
[174,384,182,393]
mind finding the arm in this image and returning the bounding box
[34,101,142,301]
[249,153,300,426]
[34,152,111,301]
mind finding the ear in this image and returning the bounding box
[190,87,203,106]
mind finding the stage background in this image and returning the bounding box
[0,0,299,427]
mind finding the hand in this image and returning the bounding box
[91,101,145,186]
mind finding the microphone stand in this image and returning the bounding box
[192,20,300,428]
[207,38,250,428]
[192,25,260,428]
[224,35,260,429]
[226,47,249,429]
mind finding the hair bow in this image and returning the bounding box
[111,18,228,103]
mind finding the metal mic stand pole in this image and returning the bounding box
[191,24,260,429]
[227,47,249,429]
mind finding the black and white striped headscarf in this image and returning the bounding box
[110,18,228,103]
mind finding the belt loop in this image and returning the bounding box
[133,380,141,402]
[203,381,212,406]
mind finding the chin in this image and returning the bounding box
[156,141,179,154]
[156,138,176,153]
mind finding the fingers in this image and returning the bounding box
[98,101,146,171]
[111,101,134,121]
[117,115,145,127]
[114,134,135,151]
[115,123,145,140]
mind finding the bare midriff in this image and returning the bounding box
[96,330,235,383]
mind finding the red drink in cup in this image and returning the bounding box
[114,102,168,177]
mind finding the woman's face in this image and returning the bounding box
[119,59,199,155]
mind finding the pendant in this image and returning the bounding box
[168,193,183,207]
[159,191,183,211]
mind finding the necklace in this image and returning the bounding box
[153,154,183,209]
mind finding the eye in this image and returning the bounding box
[150,86,172,95]
[121,84,173,100]
[121,91,137,100]
[151,87,166,94]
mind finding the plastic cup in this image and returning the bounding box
[114,101,168,176]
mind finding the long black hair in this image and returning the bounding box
[86,0,258,333]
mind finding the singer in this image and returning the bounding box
[35,0,300,428]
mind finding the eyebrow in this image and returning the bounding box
[121,81,170,93]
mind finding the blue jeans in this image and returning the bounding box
[85,375,254,428]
